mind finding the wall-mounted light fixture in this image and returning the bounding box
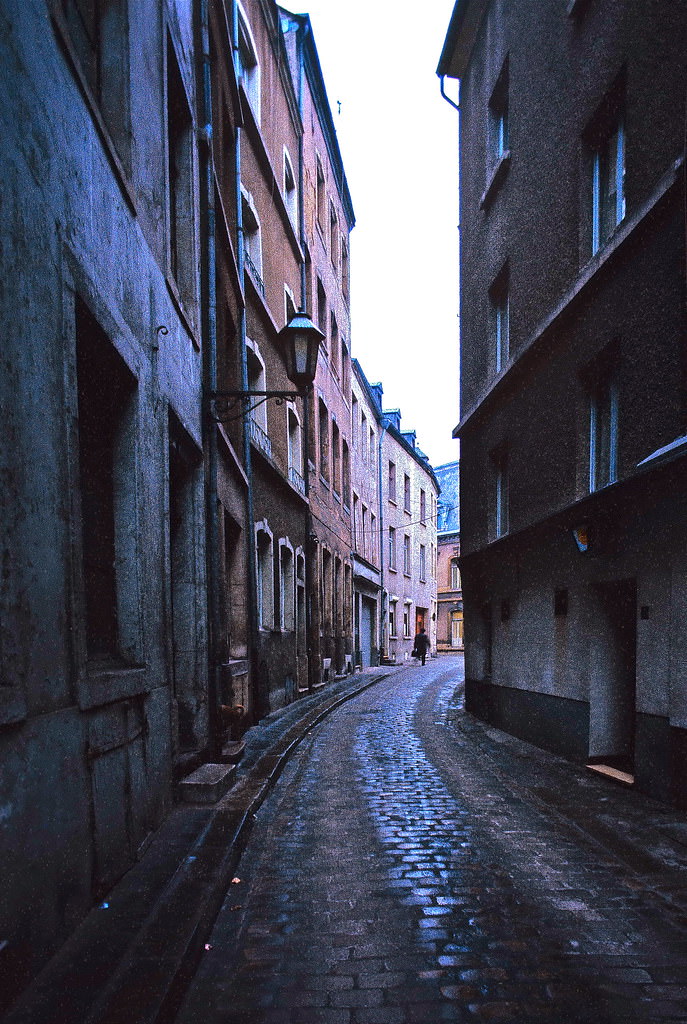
[209,312,324,421]
[571,524,591,553]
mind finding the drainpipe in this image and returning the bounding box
[233,1,262,719]
[377,416,390,663]
[199,0,222,754]
[296,17,315,692]
[439,74,460,113]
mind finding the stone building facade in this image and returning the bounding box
[439,0,687,805]
[434,462,463,652]
[349,364,439,667]
[0,0,359,1004]
[0,0,211,1005]
[381,413,439,664]
[350,360,383,669]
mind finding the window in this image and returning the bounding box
[450,559,461,590]
[321,548,332,633]
[403,474,411,513]
[318,399,330,482]
[369,428,375,471]
[330,314,339,377]
[370,512,377,563]
[388,460,397,504]
[361,504,368,560]
[332,419,341,495]
[241,186,263,293]
[403,605,411,638]
[59,0,129,163]
[284,285,297,325]
[419,544,427,582]
[76,299,138,662]
[341,340,350,395]
[256,527,274,630]
[167,38,196,306]
[420,489,426,524]
[351,395,358,443]
[317,278,327,340]
[490,265,509,374]
[287,404,304,495]
[389,601,397,639]
[330,202,338,267]
[341,240,350,301]
[352,493,360,547]
[334,557,342,634]
[403,534,411,576]
[589,376,618,491]
[388,527,397,571]
[316,155,325,232]
[360,412,367,459]
[342,440,350,508]
[246,341,270,454]
[488,59,509,167]
[283,147,297,227]
[492,447,509,539]
[296,552,306,646]
[592,120,625,255]
[237,3,260,122]
[279,541,295,631]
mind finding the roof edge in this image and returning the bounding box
[437,0,490,79]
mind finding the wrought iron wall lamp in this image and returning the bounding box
[209,312,324,422]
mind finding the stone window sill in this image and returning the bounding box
[480,151,511,211]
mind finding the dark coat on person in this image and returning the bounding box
[414,630,430,654]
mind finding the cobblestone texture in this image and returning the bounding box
[175,657,687,1024]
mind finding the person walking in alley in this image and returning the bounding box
[413,627,431,666]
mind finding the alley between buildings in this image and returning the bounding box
[173,655,687,1024]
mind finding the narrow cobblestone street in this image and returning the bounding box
[174,656,687,1024]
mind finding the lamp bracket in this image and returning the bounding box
[209,389,303,424]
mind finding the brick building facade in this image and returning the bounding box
[435,462,463,653]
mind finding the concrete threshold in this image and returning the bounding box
[586,763,635,786]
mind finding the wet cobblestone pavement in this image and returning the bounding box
[175,657,687,1023]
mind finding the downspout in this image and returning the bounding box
[377,416,389,663]
[297,17,315,692]
[233,0,262,718]
[439,73,460,113]
[199,0,222,754]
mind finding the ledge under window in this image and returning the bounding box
[480,151,511,211]
[77,664,147,710]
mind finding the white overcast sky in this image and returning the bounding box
[285,1,461,468]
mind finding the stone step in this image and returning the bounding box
[177,762,236,804]
[220,739,246,763]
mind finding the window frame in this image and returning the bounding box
[490,264,510,374]
[237,1,261,123]
[592,120,626,256]
[589,376,619,492]
[388,526,397,571]
[403,533,411,577]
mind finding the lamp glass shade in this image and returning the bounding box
[279,313,324,390]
